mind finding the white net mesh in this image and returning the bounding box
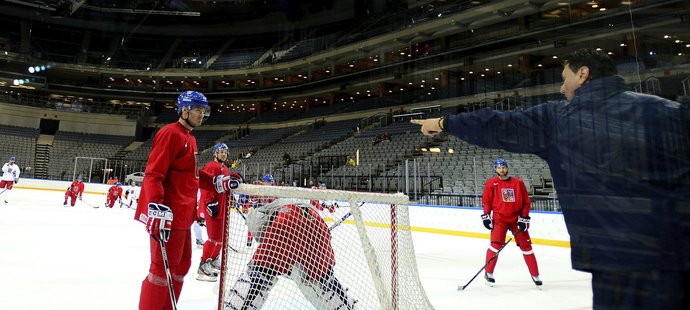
[218,184,434,310]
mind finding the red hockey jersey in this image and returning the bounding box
[67,180,85,197]
[482,176,531,223]
[198,160,229,219]
[135,122,200,230]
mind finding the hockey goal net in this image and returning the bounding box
[217,184,434,310]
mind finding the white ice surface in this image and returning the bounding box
[0,188,592,309]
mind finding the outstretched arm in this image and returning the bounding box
[410,118,444,137]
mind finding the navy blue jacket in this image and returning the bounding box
[445,76,690,271]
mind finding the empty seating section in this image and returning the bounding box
[0,125,39,177]
[155,110,179,124]
[210,48,265,70]
[417,135,552,196]
[124,140,153,162]
[216,127,305,165]
[48,132,133,180]
[240,120,361,169]
[11,108,556,200]
[278,33,342,63]
[195,130,231,152]
[315,121,429,183]
[204,113,254,125]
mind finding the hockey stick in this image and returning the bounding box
[329,202,365,231]
[159,232,178,310]
[80,198,100,208]
[458,231,520,291]
[0,188,7,195]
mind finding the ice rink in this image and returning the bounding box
[0,187,592,310]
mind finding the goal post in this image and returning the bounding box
[217,184,435,310]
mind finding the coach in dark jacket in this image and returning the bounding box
[412,48,690,309]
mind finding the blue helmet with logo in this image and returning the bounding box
[263,174,274,183]
[212,143,228,154]
[493,158,508,169]
[77,174,83,180]
[9,156,16,161]
[176,91,209,116]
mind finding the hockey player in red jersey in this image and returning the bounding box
[196,142,238,282]
[63,175,85,207]
[481,158,541,287]
[225,199,356,310]
[135,91,242,310]
[105,182,124,208]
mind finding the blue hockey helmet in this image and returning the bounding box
[115,182,122,186]
[212,143,228,154]
[493,158,508,169]
[77,175,83,180]
[262,174,274,183]
[9,156,16,161]
[176,91,210,117]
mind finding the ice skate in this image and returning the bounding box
[246,239,253,247]
[484,273,495,287]
[532,275,543,289]
[196,258,219,282]
[63,201,67,207]
[211,257,221,272]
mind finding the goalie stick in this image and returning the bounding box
[458,231,520,291]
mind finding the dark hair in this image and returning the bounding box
[562,48,617,80]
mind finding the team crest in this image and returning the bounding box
[501,188,516,202]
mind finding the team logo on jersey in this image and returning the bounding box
[501,188,516,202]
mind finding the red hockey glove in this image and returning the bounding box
[481,213,493,230]
[213,172,243,194]
[517,216,530,231]
[146,203,173,243]
[206,200,219,217]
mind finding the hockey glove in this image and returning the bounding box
[517,216,530,231]
[146,203,173,243]
[206,201,220,217]
[213,172,243,194]
[481,213,493,230]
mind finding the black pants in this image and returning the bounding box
[592,270,690,309]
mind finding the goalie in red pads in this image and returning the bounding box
[225,199,357,310]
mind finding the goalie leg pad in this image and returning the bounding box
[320,268,357,310]
[225,263,278,310]
[295,266,357,310]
